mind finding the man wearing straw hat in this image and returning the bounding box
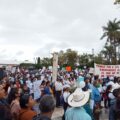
[65,87,92,120]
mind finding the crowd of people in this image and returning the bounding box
[0,66,120,120]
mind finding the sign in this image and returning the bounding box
[66,66,72,72]
[94,63,120,78]
[11,67,16,73]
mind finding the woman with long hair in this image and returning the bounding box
[8,87,21,120]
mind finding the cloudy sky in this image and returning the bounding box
[0,0,119,62]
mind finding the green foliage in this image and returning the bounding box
[58,49,78,69]
[114,0,120,4]
[19,63,35,69]
[41,57,52,67]
[37,57,41,64]
[35,57,41,69]
[101,18,120,64]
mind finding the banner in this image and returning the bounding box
[94,63,120,78]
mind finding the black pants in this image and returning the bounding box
[62,102,68,120]
[63,102,68,112]
[56,91,61,107]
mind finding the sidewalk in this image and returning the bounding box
[52,107,63,120]
[52,107,108,120]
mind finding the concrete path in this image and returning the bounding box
[52,107,109,120]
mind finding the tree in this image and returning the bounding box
[35,57,41,69]
[101,18,120,64]
[41,57,52,67]
[79,53,89,66]
[64,49,78,68]
[37,57,41,64]
[101,45,114,64]
[19,63,35,69]
[58,50,65,68]
[114,0,120,4]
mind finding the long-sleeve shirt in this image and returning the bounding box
[91,86,101,103]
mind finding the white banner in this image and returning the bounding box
[94,63,120,78]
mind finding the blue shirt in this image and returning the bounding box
[91,86,101,103]
[44,87,51,95]
[65,107,92,120]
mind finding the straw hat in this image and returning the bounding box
[68,88,90,107]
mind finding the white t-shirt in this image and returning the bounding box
[55,81,63,91]
[63,91,70,103]
[108,93,115,99]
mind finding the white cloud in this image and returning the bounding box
[0,0,119,61]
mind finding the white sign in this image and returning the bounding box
[6,65,12,71]
[94,63,120,78]
[89,68,94,74]
[11,67,16,73]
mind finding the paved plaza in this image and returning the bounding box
[52,107,108,120]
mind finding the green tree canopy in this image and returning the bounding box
[101,18,120,64]
[114,0,120,4]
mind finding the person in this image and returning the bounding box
[0,85,9,106]
[0,68,5,81]
[65,88,92,120]
[102,82,108,108]
[0,105,13,120]
[82,77,91,91]
[22,84,30,95]
[55,78,63,107]
[7,88,21,120]
[33,95,56,120]
[19,94,36,120]
[40,80,46,97]
[91,80,102,120]
[106,85,113,107]
[63,84,70,112]
[109,87,120,120]
[62,84,70,120]
[44,81,52,95]
[82,77,93,119]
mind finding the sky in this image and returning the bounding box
[0,0,119,62]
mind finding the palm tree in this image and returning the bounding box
[101,18,120,64]
[101,45,114,64]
